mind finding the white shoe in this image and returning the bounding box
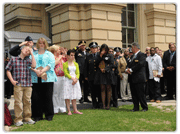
[15,121,23,127]
[24,119,35,124]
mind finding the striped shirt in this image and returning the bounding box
[5,56,32,87]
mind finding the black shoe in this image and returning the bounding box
[46,118,53,121]
[130,109,139,112]
[79,99,84,104]
[141,109,148,112]
[122,99,126,102]
[34,118,43,122]
[84,99,92,103]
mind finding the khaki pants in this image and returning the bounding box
[14,85,32,123]
[120,73,132,100]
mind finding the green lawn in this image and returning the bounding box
[12,104,176,131]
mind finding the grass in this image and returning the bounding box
[11,104,176,131]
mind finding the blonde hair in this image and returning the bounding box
[48,45,60,54]
[36,37,49,50]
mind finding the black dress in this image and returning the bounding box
[94,53,115,85]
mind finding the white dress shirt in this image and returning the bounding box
[146,53,162,82]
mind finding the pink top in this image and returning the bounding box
[54,56,67,77]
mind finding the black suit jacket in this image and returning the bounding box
[127,51,146,84]
[84,53,99,81]
[75,49,90,74]
[163,50,176,77]
[163,50,176,70]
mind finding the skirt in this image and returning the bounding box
[63,76,82,100]
[53,76,66,113]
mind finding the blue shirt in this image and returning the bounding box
[30,50,57,83]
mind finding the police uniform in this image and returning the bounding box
[75,40,91,103]
[113,47,122,99]
[84,42,101,108]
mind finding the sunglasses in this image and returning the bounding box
[109,51,113,53]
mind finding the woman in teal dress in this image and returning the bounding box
[30,38,57,121]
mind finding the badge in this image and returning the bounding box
[78,53,82,56]
[105,57,108,60]
[135,60,139,62]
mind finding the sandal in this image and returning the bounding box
[73,111,83,114]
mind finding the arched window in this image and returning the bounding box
[122,4,138,48]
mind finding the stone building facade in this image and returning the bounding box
[4,3,176,51]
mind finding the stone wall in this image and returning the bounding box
[145,4,176,51]
[4,4,49,37]
[46,4,126,49]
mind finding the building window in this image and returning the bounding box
[122,4,137,48]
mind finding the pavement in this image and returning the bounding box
[5,95,176,115]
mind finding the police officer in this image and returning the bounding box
[84,42,101,108]
[114,47,122,99]
[74,40,91,103]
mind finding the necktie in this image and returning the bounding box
[170,52,174,63]
[131,54,136,61]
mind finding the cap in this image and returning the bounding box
[89,42,98,48]
[129,48,133,53]
[78,40,86,46]
[25,36,33,41]
[114,47,121,52]
[85,47,90,51]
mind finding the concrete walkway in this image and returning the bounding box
[6,95,176,115]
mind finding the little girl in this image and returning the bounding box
[63,49,83,115]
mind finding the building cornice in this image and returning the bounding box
[145,8,176,15]
[4,15,42,25]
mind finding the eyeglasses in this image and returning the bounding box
[109,51,113,53]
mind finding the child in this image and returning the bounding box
[63,49,83,115]
[6,46,36,126]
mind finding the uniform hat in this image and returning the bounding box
[89,42,98,48]
[114,47,121,52]
[85,47,90,51]
[78,40,86,46]
[25,36,33,41]
[129,47,133,53]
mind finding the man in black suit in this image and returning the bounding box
[163,43,176,99]
[84,42,101,108]
[75,40,91,103]
[126,42,148,112]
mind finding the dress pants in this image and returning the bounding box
[130,82,148,111]
[53,76,66,113]
[148,79,161,100]
[89,81,101,108]
[31,78,54,120]
[120,73,131,100]
[79,74,89,101]
[14,85,32,123]
[166,70,176,99]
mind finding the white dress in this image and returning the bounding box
[63,66,82,100]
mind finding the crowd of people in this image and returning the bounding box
[4,36,176,127]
